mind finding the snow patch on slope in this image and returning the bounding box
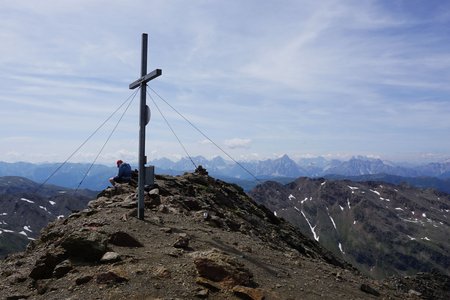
[300,210,320,242]
[20,198,34,204]
[328,214,337,230]
[370,189,380,196]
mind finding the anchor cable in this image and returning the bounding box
[37,88,140,191]
[148,87,263,184]
[146,89,197,169]
[76,88,139,191]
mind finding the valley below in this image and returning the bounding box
[250,177,450,279]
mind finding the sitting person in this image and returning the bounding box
[109,160,132,186]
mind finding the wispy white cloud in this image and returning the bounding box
[224,138,252,149]
[0,0,449,163]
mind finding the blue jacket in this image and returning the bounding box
[118,163,132,180]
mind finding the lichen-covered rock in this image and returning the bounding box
[145,192,161,208]
[29,248,67,280]
[173,235,190,249]
[53,259,73,278]
[152,266,171,278]
[75,275,93,285]
[60,231,108,261]
[100,251,121,263]
[360,283,380,296]
[108,231,143,247]
[96,271,128,284]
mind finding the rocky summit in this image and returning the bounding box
[0,171,447,299]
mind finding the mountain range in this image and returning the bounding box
[0,162,114,191]
[249,177,450,279]
[2,155,450,192]
[151,155,450,179]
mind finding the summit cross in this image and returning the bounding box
[129,33,162,220]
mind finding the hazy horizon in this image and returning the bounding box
[1,152,449,166]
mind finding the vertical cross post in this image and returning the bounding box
[129,33,162,220]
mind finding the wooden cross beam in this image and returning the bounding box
[129,69,162,90]
[129,33,162,220]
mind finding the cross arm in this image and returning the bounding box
[129,69,162,89]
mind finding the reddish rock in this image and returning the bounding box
[195,277,222,292]
[232,285,265,300]
[192,249,254,288]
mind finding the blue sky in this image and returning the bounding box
[1,0,450,164]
